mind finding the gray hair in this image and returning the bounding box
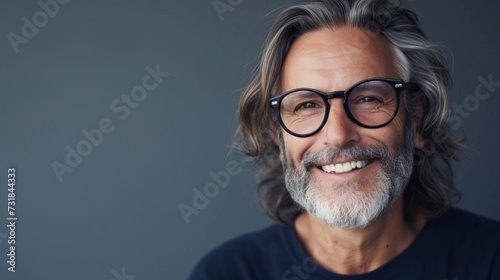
[234,0,462,224]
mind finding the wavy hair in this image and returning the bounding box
[233,0,462,224]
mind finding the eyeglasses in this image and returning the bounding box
[270,78,418,137]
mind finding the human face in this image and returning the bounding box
[279,27,415,229]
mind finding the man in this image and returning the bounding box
[189,0,500,279]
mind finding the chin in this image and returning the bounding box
[298,177,402,229]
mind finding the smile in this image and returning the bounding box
[319,160,369,174]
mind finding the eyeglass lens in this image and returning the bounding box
[279,80,398,135]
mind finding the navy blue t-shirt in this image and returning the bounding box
[189,208,500,279]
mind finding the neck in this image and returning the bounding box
[294,198,426,274]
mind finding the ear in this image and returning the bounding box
[412,96,426,149]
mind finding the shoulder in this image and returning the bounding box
[427,207,500,245]
[188,223,291,280]
[205,222,288,259]
[432,207,500,236]
[423,207,500,278]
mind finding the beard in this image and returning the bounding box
[281,130,414,229]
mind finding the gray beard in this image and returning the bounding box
[281,132,414,229]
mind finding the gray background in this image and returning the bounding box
[0,0,499,279]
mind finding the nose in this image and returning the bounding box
[319,99,360,147]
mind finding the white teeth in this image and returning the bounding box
[320,160,368,174]
[343,162,352,172]
[335,163,343,173]
[330,165,336,172]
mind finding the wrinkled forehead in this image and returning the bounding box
[280,27,398,93]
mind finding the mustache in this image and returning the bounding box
[301,145,389,169]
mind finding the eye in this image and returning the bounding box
[290,100,324,116]
[280,90,324,116]
[297,101,320,110]
[358,96,381,103]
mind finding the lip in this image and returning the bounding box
[316,158,370,166]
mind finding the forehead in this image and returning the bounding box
[280,27,399,92]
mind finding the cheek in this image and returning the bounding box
[282,134,314,164]
[384,105,408,144]
[391,117,406,137]
[359,117,407,153]
[392,103,407,133]
[383,120,409,155]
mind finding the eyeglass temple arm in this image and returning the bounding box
[405,82,420,92]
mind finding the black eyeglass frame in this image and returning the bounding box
[269,78,419,137]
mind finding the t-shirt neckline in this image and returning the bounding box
[282,214,439,279]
